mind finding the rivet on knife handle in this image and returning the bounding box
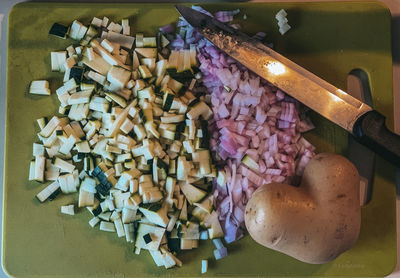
[353,110,400,166]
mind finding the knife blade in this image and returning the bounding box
[175,4,400,167]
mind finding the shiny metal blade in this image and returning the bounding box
[175,5,372,133]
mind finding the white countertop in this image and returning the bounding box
[0,0,399,277]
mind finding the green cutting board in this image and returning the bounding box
[3,2,396,277]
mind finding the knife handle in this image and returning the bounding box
[352,110,400,167]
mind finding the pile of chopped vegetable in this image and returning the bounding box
[28,6,317,272]
[30,14,228,270]
[169,6,316,243]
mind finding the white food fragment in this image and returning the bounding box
[101,16,109,27]
[30,80,51,95]
[91,17,103,27]
[275,9,291,35]
[61,204,75,215]
[275,9,287,19]
[212,238,225,250]
[213,247,228,260]
[201,259,208,274]
[36,181,60,202]
[114,219,126,237]
[279,23,291,35]
[100,221,116,232]
[89,217,100,227]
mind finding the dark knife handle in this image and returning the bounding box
[352,110,400,167]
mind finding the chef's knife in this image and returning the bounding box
[175,5,400,167]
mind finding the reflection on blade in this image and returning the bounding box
[264,61,286,76]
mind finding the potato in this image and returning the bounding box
[244,153,361,264]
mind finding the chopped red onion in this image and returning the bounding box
[173,6,316,244]
[276,89,285,100]
[218,103,230,118]
[159,24,174,34]
[265,168,282,175]
[278,120,290,129]
[298,118,316,132]
[253,31,267,41]
[215,9,240,23]
[213,247,228,260]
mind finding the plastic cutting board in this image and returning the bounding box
[2,2,397,277]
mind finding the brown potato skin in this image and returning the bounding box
[245,153,361,264]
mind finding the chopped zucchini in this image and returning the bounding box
[138,65,153,79]
[49,23,69,39]
[135,223,165,250]
[178,181,207,205]
[30,80,51,96]
[135,47,157,58]
[104,92,127,108]
[29,15,223,270]
[241,154,259,172]
[139,202,169,227]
